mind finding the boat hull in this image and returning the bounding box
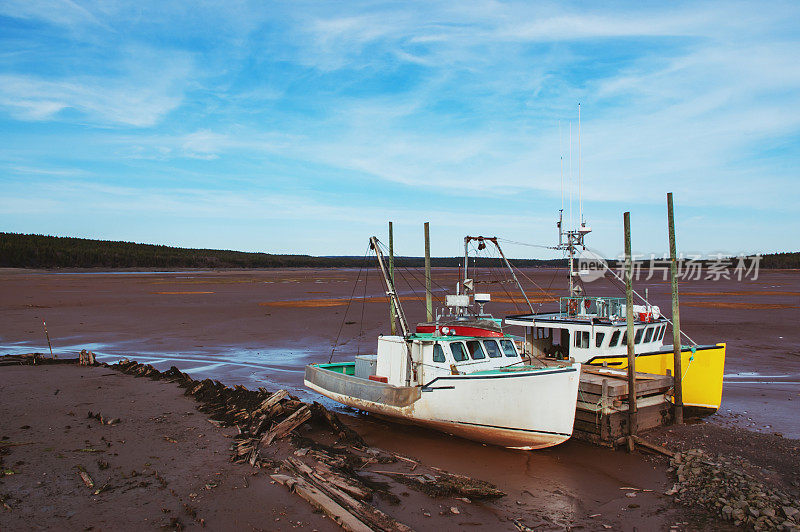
[305,364,581,450]
[587,343,726,410]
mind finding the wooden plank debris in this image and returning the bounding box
[260,405,312,446]
[271,474,373,532]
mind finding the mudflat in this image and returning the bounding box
[1,267,797,436]
[0,363,338,531]
[1,267,798,530]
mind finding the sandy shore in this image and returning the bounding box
[0,363,337,531]
[1,267,797,438]
[2,360,731,531]
[1,267,798,530]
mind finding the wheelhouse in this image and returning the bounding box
[504,296,668,363]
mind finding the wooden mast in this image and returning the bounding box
[623,211,638,437]
[424,222,432,322]
[388,222,397,335]
[667,193,684,424]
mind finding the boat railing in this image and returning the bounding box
[560,296,626,319]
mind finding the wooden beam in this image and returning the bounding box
[260,405,312,446]
[389,221,397,335]
[424,221,432,322]
[623,211,637,437]
[271,474,373,532]
[667,192,684,424]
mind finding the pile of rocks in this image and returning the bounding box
[665,449,799,531]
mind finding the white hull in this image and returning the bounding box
[305,364,580,450]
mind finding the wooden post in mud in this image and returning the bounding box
[424,222,432,322]
[388,222,397,335]
[667,193,684,424]
[624,212,638,437]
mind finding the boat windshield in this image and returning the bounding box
[499,339,518,357]
[449,342,468,362]
[483,340,503,358]
[466,340,486,360]
[433,344,446,363]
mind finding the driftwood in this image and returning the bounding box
[77,469,94,488]
[260,405,312,446]
[282,459,411,532]
[288,458,371,501]
[631,435,676,458]
[78,350,96,366]
[253,389,288,417]
[271,474,373,532]
[310,402,366,446]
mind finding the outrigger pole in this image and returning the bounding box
[370,236,409,338]
[371,235,413,386]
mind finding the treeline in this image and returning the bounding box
[0,233,566,269]
[2,233,797,270]
[761,252,800,269]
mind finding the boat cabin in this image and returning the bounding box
[505,296,668,364]
[351,328,524,387]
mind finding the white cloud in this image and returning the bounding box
[0,47,193,127]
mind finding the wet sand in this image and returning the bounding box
[1,267,797,436]
[1,267,798,529]
[0,363,338,531]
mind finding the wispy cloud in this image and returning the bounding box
[0,1,798,255]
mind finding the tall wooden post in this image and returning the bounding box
[667,193,684,424]
[424,222,432,322]
[388,222,397,335]
[624,211,638,437]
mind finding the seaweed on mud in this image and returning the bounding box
[387,471,506,500]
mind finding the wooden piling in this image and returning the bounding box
[424,222,432,322]
[388,222,397,335]
[623,212,637,436]
[42,319,55,359]
[667,193,684,424]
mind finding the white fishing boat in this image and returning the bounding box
[304,236,581,450]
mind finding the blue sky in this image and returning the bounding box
[1,1,798,259]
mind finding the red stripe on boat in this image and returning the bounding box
[415,324,503,337]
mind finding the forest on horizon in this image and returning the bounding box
[1,232,798,270]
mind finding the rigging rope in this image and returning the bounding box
[601,263,698,346]
[329,247,370,363]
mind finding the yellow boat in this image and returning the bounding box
[585,343,726,410]
[505,297,726,412]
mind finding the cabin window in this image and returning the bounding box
[574,331,589,349]
[644,327,654,343]
[595,332,605,348]
[466,340,486,360]
[433,344,446,363]
[609,330,621,347]
[634,328,643,344]
[500,339,518,357]
[659,326,667,341]
[449,342,468,362]
[483,340,503,358]
[534,327,550,339]
[621,332,627,346]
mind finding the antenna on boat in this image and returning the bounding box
[558,120,564,248]
[569,121,573,231]
[560,120,563,213]
[578,103,582,227]
[555,105,592,297]
[369,236,409,338]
